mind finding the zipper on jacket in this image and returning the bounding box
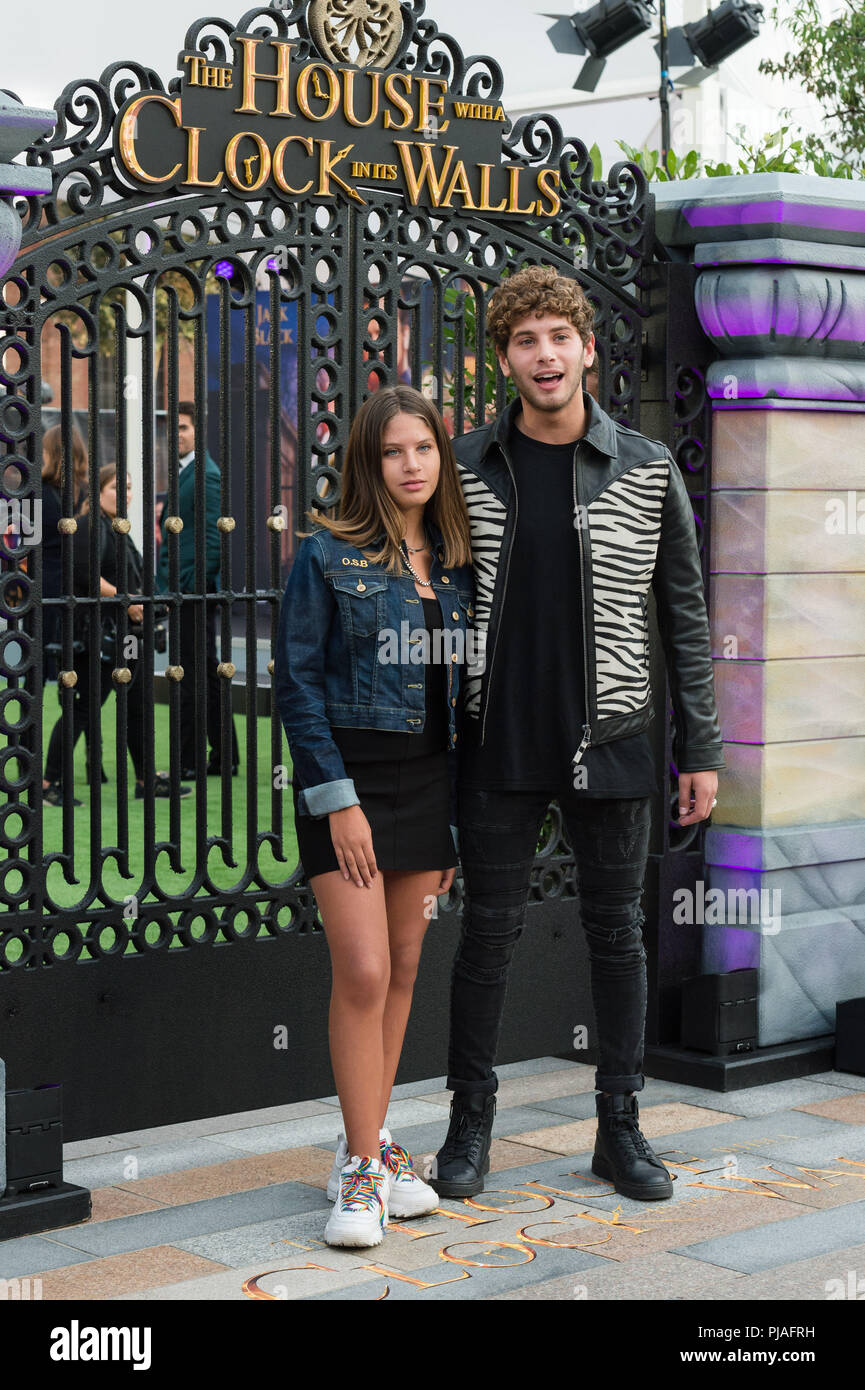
[572,443,592,766]
[480,437,518,746]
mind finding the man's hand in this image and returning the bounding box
[329,804,377,887]
[677,770,718,826]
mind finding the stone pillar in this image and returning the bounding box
[655,174,865,1051]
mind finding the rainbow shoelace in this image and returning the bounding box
[380,1139,415,1182]
[339,1158,386,1226]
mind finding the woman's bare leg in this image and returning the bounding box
[378,869,444,1128]
[310,869,390,1160]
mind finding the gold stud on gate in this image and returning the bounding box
[112,667,132,683]
[166,664,184,681]
[266,514,286,532]
[217,662,236,679]
[164,516,183,534]
[59,669,78,687]
[111,517,131,535]
[217,516,236,532]
[267,660,275,675]
[57,517,77,535]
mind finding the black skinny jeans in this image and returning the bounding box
[448,785,653,1097]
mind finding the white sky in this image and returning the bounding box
[3,0,829,165]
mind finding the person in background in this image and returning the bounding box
[41,424,88,684]
[155,402,239,779]
[43,465,191,805]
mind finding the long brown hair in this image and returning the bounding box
[304,386,472,573]
[77,464,118,516]
[41,423,88,491]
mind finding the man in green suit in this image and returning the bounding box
[155,402,239,777]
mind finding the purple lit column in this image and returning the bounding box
[655,174,865,1049]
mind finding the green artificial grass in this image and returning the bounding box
[1,692,306,963]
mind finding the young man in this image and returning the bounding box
[431,265,724,1202]
[155,403,239,778]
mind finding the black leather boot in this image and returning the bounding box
[429,1092,496,1198]
[592,1092,673,1201]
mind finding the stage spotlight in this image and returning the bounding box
[684,0,764,67]
[545,1,656,91]
[657,0,765,86]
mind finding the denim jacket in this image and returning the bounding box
[274,519,475,818]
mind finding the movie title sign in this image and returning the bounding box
[115,25,562,218]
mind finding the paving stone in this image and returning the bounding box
[656,1123,865,1169]
[172,1205,377,1269]
[525,1079,855,1122]
[113,1146,336,1206]
[325,1060,592,1112]
[306,1242,612,1299]
[620,1108,854,1166]
[26,1183,330,1260]
[608,1148,865,1214]
[111,1261,383,1301]
[315,1104,577,1160]
[795,1093,865,1124]
[63,1135,138,1162]
[0,1235,95,1280]
[645,1077,862,1118]
[34,1245,228,1301]
[487,1250,748,1300]
[88,1187,168,1223]
[488,1138,563,1171]
[33,1057,865,1302]
[107,1100,336,1146]
[62,1137,253,1191]
[672,1199,865,1273]
[512,1102,734,1155]
[809,1070,865,1090]
[217,1098,448,1154]
[700,1243,865,1301]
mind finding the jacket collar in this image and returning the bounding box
[486,390,618,460]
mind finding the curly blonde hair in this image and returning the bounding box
[487,264,595,354]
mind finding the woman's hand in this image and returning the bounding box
[127,603,144,624]
[437,867,456,896]
[328,805,377,887]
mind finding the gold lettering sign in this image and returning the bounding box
[114,18,561,219]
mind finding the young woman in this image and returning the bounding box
[42,465,190,804]
[275,385,475,1248]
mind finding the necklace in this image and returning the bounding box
[400,539,434,588]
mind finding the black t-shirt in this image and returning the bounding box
[458,420,657,796]
[331,593,449,761]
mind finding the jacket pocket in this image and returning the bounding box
[330,573,388,637]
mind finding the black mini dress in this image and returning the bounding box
[292,594,459,878]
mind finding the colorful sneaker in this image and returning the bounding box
[326,1132,352,1203]
[379,1127,439,1218]
[324,1155,388,1248]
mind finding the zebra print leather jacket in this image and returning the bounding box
[452,393,725,775]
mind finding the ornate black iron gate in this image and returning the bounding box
[0,1,654,1139]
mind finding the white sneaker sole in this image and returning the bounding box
[388,1186,440,1219]
[324,1214,387,1248]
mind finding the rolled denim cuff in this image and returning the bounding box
[297,778,360,818]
